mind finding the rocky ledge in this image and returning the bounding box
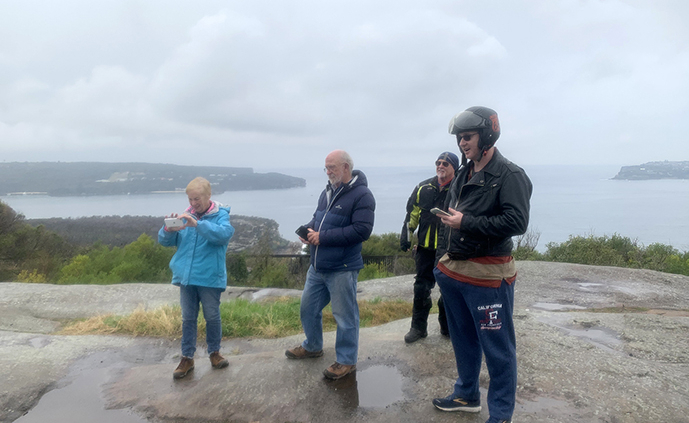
[0,261,687,423]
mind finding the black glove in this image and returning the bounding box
[400,222,411,252]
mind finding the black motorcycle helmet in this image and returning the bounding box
[448,106,500,163]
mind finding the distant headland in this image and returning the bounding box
[613,161,689,180]
[0,162,306,196]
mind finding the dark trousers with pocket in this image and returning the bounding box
[434,267,517,422]
[411,246,447,333]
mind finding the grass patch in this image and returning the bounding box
[59,297,412,339]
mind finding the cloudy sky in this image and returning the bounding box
[1,0,687,170]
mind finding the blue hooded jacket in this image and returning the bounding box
[307,169,375,272]
[158,202,234,290]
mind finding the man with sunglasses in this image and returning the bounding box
[432,106,532,423]
[400,151,458,343]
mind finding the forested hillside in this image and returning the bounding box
[1,200,299,283]
[27,215,295,253]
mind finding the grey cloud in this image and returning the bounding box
[0,0,687,167]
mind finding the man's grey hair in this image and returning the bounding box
[340,151,354,170]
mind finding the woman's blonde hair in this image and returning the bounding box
[186,177,211,196]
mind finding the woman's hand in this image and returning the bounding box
[179,213,198,228]
[165,212,197,231]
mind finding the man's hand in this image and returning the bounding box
[400,222,411,251]
[439,207,463,229]
[298,229,312,244]
[306,229,320,246]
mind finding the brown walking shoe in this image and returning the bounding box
[323,362,356,380]
[285,345,324,359]
[173,357,194,379]
[210,351,229,369]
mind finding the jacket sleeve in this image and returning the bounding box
[320,190,375,247]
[158,226,179,247]
[460,170,533,238]
[196,211,235,246]
[434,181,456,263]
[400,185,419,250]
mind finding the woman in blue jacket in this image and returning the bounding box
[158,177,235,379]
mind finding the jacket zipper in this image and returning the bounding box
[313,185,344,271]
[186,216,204,284]
[447,173,483,251]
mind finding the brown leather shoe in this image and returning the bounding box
[323,362,356,380]
[285,345,324,359]
[210,351,229,369]
[173,357,194,379]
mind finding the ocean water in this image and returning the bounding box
[3,165,689,252]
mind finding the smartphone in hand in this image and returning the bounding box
[164,217,185,229]
[295,225,310,239]
[430,208,450,217]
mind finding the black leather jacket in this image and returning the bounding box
[437,149,532,260]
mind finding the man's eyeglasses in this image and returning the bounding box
[324,164,340,172]
[457,133,478,141]
[435,161,450,167]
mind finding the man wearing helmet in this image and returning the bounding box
[431,106,532,423]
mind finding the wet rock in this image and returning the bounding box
[1,261,688,422]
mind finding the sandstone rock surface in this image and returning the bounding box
[1,261,688,423]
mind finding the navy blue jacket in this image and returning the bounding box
[307,170,376,272]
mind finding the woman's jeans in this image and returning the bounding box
[300,266,360,365]
[180,284,223,358]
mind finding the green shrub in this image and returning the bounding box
[227,252,249,285]
[57,234,173,284]
[512,228,543,260]
[362,233,405,256]
[543,234,628,267]
[16,269,48,283]
[1,201,75,281]
[537,234,689,277]
[358,262,394,281]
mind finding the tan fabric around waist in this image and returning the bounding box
[437,253,517,288]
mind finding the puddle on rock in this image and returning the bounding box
[577,282,603,291]
[15,366,148,423]
[28,336,51,349]
[532,302,586,311]
[536,315,623,354]
[516,395,577,417]
[326,364,405,409]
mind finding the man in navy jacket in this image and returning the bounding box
[285,150,375,380]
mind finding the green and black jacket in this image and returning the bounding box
[400,175,452,250]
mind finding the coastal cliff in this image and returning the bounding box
[613,160,689,180]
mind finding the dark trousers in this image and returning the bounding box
[434,267,517,422]
[411,246,447,333]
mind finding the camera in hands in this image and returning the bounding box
[164,217,185,229]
